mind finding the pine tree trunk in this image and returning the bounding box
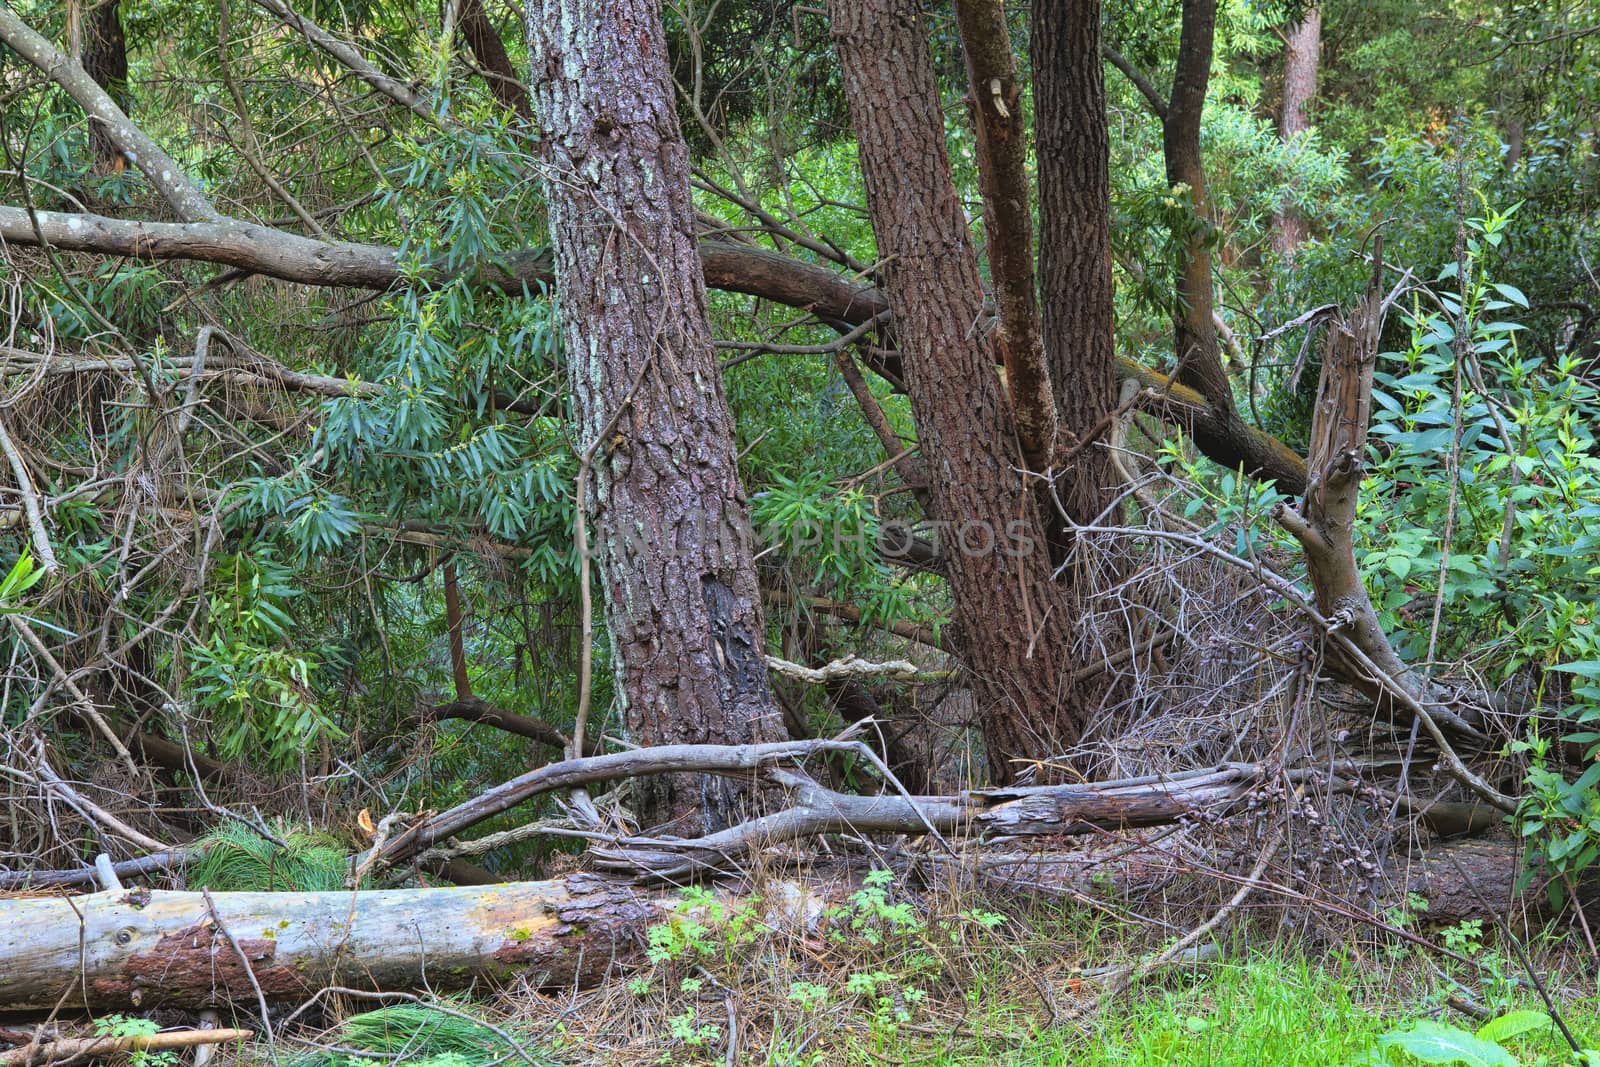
[1273,7,1320,256]
[1164,0,1231,410]
[1032,0,1122,528]
[829,0,1082,782]
[80,0,128,176]
[525,0,783,833]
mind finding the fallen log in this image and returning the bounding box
[0,850,195,892]
[0,875,659,1012]
[1403,836,1600,928]
[0,836,1569,1013]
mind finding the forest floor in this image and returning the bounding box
[517,935,1596,1065]
[222,877,1599,1067]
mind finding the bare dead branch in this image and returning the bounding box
[0,7,217,221]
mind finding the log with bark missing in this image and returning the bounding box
[0,875,657,1012]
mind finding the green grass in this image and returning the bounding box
[886,951,1599,1067]
[275,949,1600,1066]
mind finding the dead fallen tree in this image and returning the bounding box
[372,738,1301,876]
[0,831,1554,1013]
[0,744,1328,1012]
[0,875,658,1012]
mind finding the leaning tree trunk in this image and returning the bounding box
[1273,6,1320,256]
[829,0,1082,782]
[525,0,783,833]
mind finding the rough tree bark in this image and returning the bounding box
[460,0,531,122]
[79,0,128,176]
[1032,0,1123,525]
[1273,6,1320,256]
[524,0,782,832]
[952,0,1056,467]
[1164,0,1231,411]
[829,0,1083,781]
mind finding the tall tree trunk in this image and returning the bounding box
[524,0,783,832]
[952,0,1056,468]
[830,0,1082,782]
[80,0,128,175]
[1273,6,1320,256]
[1164,0,1231,411]
[460,0,532,122]
[1031,0,1121,525]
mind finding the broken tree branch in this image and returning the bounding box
[0,1028,254,1067]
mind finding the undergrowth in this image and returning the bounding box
[265,870,1587,1067]
[188,822,355,892]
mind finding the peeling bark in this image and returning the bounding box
[1273,266,1486,743]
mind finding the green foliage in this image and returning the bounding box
[188,821,352,892]
[0,551,46,609]
[1364,1010,1554,1067]
[339,1007,510,1060]
[92,1014,177,1067]
[289,1004,536,1067]
[1358,209,1600,668]
[185,551,342,768]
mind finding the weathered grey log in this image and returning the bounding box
[0,875,659,1012]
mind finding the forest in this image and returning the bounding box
[1,0,1599,1062]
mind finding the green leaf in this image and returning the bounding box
[1491,283,1529,308]
[1552,661,1600,676]
[1376,1021,1516,1066]
[0,551,45,604]
[1474,1010,1550,1044]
